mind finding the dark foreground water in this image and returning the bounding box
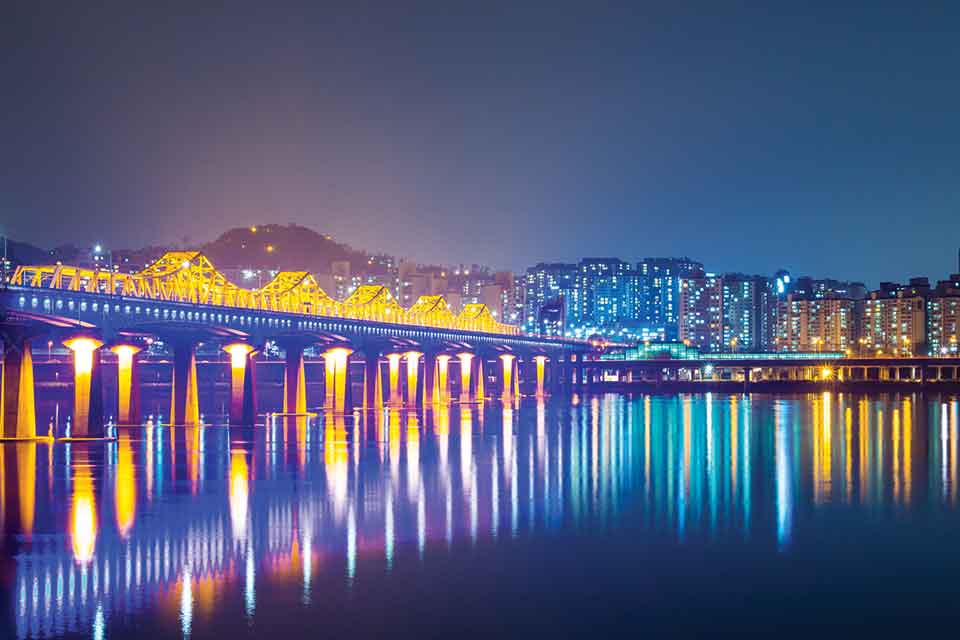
[3,392,960,638]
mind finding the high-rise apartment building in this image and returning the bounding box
[927,274,960,355]
[861,278,929,356]
[569,258,632,329]
[679,274,724,353]
[638,257,704,339]
[776,296,857,353]
[522,263,578,335]
[721,273,763,352]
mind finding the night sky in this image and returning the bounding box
[2,2,959,284]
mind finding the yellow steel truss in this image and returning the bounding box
[10,252,520,335]
[409,295,457,329]
[460,303,503,333]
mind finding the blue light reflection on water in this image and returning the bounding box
[3,391,960,638]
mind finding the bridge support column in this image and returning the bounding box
[324,350,336,410]
[550,359,564,394]
[281,342,307,415]
[496,353,517,400]
[422,352,437,407]
[534,355,548,397]
[513,357,521,397]
[111,344,142,426]
[170,340,201,426]
[405,351,421,407]
[387,353,403,405]
[223,343,256,425]
[362,354,384,412]
[498,354,518,400]
[458,353,474,402]
[435,355,451,404]
[1,337,36,439]
[323,347,353,413]
[63,337,105,438]
[472,355,486,400]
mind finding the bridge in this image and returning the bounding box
[0,252,592,439]
[588,351,960,389]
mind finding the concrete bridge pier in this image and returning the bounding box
[549,360,562,392]
[584,362,600,388]
[562,357,573,389]
[322,346,353,414]
[434,354,452,405]
[404,351,422,407]
[421,351,438,407]
[63,336,105,438]
[1,335,36,439]
[276,339,309,416]
[498,354,519,400]
[361,351,385,413]
[169,339,200,426]
[222,343,257,426]
[472,354,487,400]
[386,353,403,405]
[111,343,142,426]
[420,351,452,407]
[457,352,474,402]
[571,361,584,388]
[533,355,548,397]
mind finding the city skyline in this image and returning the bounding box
[4,3,960,283]
[5,222,959,356]
[4,222,959,292]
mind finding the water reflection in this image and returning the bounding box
[2,392,960,638]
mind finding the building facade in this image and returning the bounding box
[721,273,763,352]
[679,274,724,353]
[860,279,929,356]
[637,257,704,339]
[522,263,577,335]
[926,275,960,355]
[775,296,857,353]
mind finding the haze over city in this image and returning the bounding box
[3,2,960,283]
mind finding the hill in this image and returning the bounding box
[200,224,368,272]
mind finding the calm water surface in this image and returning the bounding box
[3,392,960,638]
